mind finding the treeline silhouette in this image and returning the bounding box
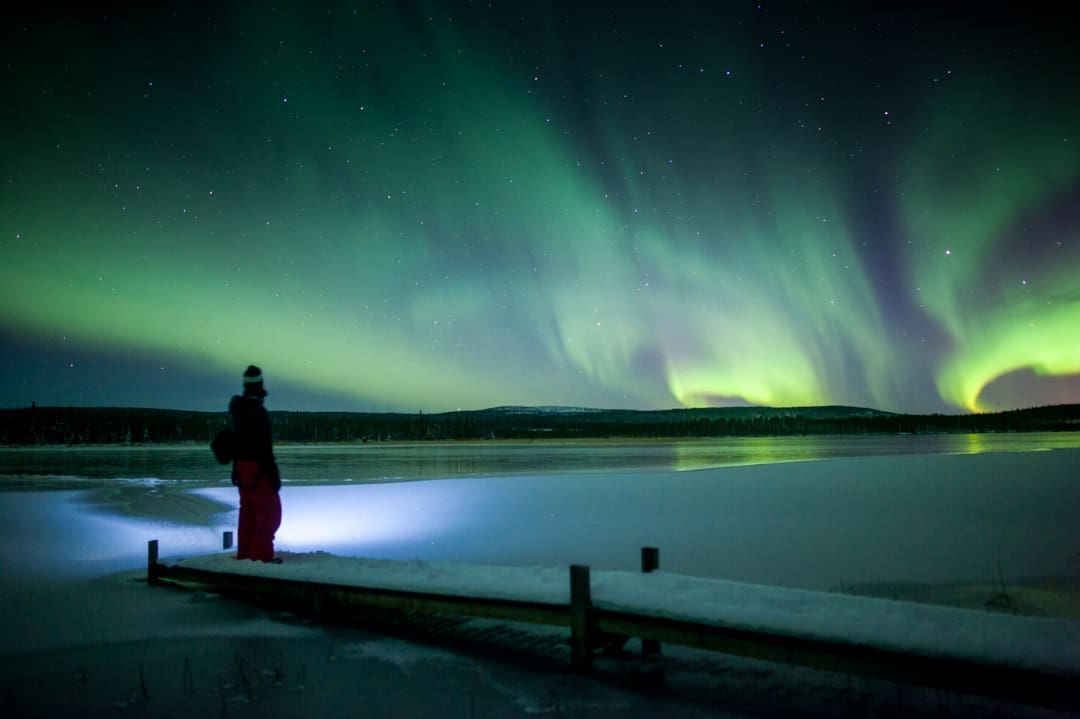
[1,404,1078,445]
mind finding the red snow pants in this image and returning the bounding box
[234,460,282,561]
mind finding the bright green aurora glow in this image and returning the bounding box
[1,4,1078,412]
[903,80,1080,411]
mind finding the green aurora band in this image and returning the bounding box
[902,81,1080,411]
[2,5,1078,412]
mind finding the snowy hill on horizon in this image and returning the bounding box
[469,404,896,420]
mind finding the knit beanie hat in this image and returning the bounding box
[242,365,268,397]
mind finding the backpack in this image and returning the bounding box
[211,429,236,465]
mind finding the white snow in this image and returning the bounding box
[177,549,1080,678]
[592,571,1080,675]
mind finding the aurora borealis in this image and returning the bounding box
[2,3,1079,413]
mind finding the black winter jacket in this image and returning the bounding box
[229,395,281,490]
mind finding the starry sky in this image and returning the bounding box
[2,2,1079,414]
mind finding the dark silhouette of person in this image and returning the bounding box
[229,365,282,562]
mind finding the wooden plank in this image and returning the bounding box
[156,563,569,627]
[639,547,661,658]
[569,564,592,673]
[640,547,659,573]
[147,540,159,585]
[149,552,1080,712]
[593,609,1080,712]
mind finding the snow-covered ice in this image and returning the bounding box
[2,441,1079,717]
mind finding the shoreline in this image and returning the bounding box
[2,425,1080,451]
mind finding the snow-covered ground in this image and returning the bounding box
[1,444,1079,717]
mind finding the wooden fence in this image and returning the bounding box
[147,539,1080,713]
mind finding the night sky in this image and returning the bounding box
[3,2,1079,414]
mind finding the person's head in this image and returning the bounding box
[242,365,268,398]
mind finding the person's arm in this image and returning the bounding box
[260,406,281,491]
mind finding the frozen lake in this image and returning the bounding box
[5,432,1080,485]
[2,434,1079,717]
[2,433,1079,591]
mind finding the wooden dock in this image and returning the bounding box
[148,539,1080,713]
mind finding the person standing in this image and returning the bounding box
[229,365,282,562]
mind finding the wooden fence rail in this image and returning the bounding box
[147,539,1080,713]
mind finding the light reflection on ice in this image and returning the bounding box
[0,491,222,580]
[195,480,484,556]
[2,448,1079,593]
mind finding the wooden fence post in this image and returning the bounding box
[570,564,593,674]
[641,546,661,657]
[147,539,160,585]
[641,546,659,572]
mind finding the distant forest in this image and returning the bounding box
[1,403,1078,446]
